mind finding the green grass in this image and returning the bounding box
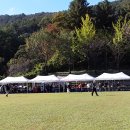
[0,92,130,130]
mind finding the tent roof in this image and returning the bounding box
[95,72,130,81]
[0,76,29,84]
[61,73,94,82]
[30,75,60,83]
[10,76,29,83]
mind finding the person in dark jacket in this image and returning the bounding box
[4,84,10,97]
[91,81,99,96]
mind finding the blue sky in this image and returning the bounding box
[0,0,114,15]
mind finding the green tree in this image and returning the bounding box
[8,29,56,76]
[111,16,130,70]
[74,14,95,56]
[52,11,70,30]
[73,14,96,70]
[48,30,75,73]
[8,45,31,76]
[67,0,90,30]
[75,14,95,43]
[94,0,116,30]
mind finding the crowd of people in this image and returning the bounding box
[66,81,125,92]
[0,84,27,94]
[0,80,129,97]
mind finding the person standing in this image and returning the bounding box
[67,84,71,93]
[91,81,99,96]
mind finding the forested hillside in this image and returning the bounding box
[0,0,130,78]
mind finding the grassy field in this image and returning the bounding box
[0,92,130,130]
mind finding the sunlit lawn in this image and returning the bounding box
[0,92,130,130]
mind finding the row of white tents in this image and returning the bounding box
[0,72,130,84]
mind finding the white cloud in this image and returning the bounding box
[7,7,16,15]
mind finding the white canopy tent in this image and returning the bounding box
[57,76,65,80]
[0,76,29,84]
[60,73,95,82]
[29,75,60,83]
[95,72,130,81]
[79,74,95,81]
[9,76,29,83]
[0,77,14,84]
[114,72,130,80]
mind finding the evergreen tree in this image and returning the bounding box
[67,0,90,29]
[94,0,116,30]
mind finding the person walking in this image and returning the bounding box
[91,81,99,96]
[4,84,10,97]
